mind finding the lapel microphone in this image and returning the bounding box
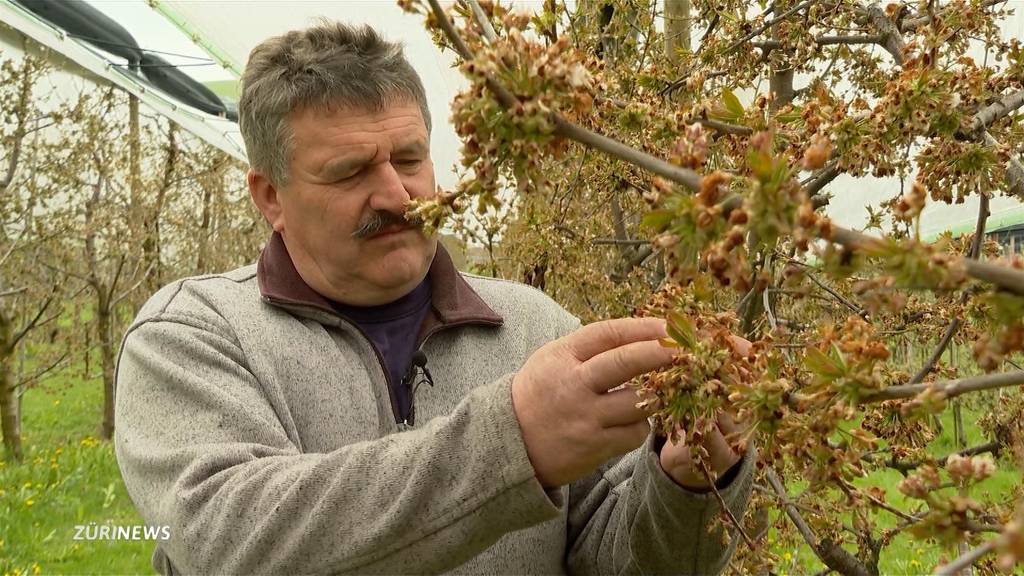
[404,350,434,396]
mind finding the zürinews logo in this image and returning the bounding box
[73,523,171,542]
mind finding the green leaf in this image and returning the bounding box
[804,346,844,379]
[723,89,744,118]
[666,311,697,349]
[641,209,675,232]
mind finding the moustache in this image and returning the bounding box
[351,210,423,239]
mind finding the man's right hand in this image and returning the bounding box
[511,317,675,488]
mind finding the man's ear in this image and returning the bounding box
[248,170,285,232]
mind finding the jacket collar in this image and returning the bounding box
[257,232,503,334]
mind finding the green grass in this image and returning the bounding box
[765,404,1023,575]
[1,369,150,576]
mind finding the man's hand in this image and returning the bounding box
[511,317,674,488]
[659,335,752,490]
[658,412,746,490]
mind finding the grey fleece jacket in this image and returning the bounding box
[113,238,754,575]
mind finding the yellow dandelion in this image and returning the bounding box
[31,565,40,575]
[25,498,35,507]
[54,447,62,455]
[910,559,921,568]
[783,552,792,562]
[23,481,31,489]
[53,399,60,406]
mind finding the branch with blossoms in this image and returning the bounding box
[402,1,1024,573]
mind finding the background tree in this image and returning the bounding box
[0,51,70,462]
[402,0,1024,573]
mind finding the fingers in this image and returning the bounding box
[728,335,753,356]
[577,338,676,394]
[602,419,651,456]
[593,387,650,427]
[703,425,740,476]
[562,318,668,362]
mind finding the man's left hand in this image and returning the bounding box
[657,334,751,490]
[658,411,746,490]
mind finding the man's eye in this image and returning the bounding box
[395,159,421,168]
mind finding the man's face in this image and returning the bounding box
[256,101,438,306]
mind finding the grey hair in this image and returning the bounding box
[238,21,432,188]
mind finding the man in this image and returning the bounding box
[114,22,754,575]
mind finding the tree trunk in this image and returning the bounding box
[664,0,691,64]
[97,297,115,440]
[0,312,22,461]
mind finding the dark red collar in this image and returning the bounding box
[257,232,503,336]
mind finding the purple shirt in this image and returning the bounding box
[331,279,432,423]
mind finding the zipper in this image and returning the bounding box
[263,296,502,432]
[263,296,406,430]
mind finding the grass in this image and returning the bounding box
[1,368,150,576]
[765,403,1023,575]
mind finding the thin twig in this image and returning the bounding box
[806,271,869,320]
[700,462,756,549]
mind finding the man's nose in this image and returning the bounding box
[367,162,411,213]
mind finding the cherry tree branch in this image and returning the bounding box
[861,369,1024,403]
[829,226,1024,296]
[901,0,1007,32]
[933,540,997,576]
[865,441,1001,473]
[695,117,754,136]
[724,1,814,54]
[754,34,885,51]
[431,0,1024,297]
[864,3,905,65]
[766,468,872,576]
[433,0,702,192]
[964,89,1024,135]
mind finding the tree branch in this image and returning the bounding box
[901,0,1006,32]
[724,1,814,54]
[0,287,26,299]
[766,468,872,576]
[934,540,997,576]
[864,3,905,65]
[435,0,701,192]
[829,226,1024,296]
[866,441,1002,473]
[432,0,1024,298]
[806,270,870,320]
[694,117,754,136]
[12,351,69,391]
[964,89,1024,135]
[861,369,1024,403]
